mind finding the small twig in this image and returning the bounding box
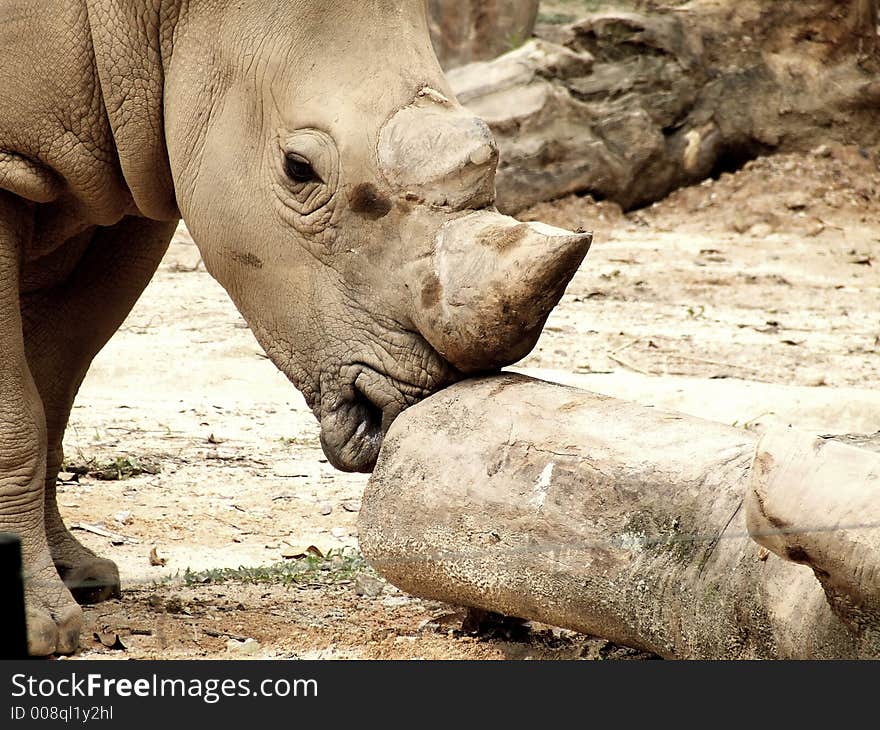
[169,256,204,273]
[203,628,248,642]
[668,353,761,374]
[207,514,244,531]
[608,353,652,376]
[611,337,642,356]
[70,522,140,545]
[742,411,776,430]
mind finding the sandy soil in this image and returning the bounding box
[61,143,878,660]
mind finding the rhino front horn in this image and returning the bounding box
[411,211,592,373]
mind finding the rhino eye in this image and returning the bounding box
[285,153,321,184]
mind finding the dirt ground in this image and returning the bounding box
[61,143,878,660]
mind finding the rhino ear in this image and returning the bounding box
[410,211,592,373]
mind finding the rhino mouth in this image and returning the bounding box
[318,364,437,472]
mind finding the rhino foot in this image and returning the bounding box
[56,557,121,605]
[49,529,121,605]
[24,559,83,656]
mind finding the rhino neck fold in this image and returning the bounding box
[84,0,181,222]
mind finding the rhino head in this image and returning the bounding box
[161,1,591,472]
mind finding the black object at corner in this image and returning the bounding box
[0,533,28,659]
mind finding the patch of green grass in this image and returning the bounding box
[64,455,161,481]
[538,0,690,24]
[538,12,578,25]
[178,548,370,588]
[279,435,318,448]
[505,28,530,51]
[538,1,608,26]
[546,0,620,9]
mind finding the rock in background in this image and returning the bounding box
[443,0,880,213]
[428,0,541,69]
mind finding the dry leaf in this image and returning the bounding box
[281,545,323,560]
[149,547,167,567]
[94,632,127,651]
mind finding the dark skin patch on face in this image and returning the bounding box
[786,545,811,563]
[231,251,263,269]
[421,274,443,308]
[477,223,530,252]
[349,183,392,220]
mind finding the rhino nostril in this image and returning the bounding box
[352,381,383,432]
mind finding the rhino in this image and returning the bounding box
[0,0,591,655]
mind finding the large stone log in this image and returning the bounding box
[746,430,880,636]
[447,1,879,212]
[359,374,880,659]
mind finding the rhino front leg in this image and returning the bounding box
[22,217,175,606]
[0,192,82,655]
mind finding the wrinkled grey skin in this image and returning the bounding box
[0,0,590,655]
